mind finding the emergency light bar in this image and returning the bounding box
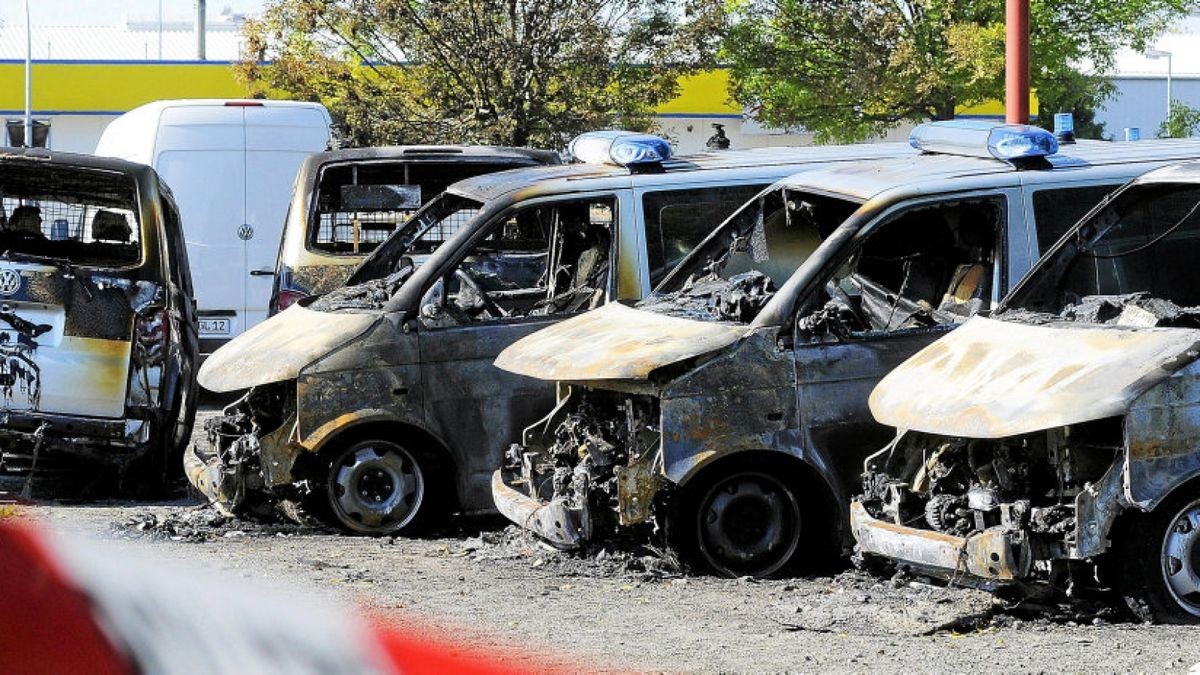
[569,131,672,168]
[909,120,1059,162]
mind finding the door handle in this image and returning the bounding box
[249,269,273,276]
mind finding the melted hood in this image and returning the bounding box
[494,303,748,382]
[869,316,1200,439]
[198,305,379,392]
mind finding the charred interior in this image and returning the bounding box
[417,198,614,327]
[1003,182,1200,319]
[797,197,1002,340]
[503,388,662,543]
[643,188,857,324]
[859,418,1124,581]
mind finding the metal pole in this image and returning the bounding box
[196,0,206,61]
[1005,0,1030,125]
[1167,52,1174,131]
[158,0,164,60]
[24,0,32,147]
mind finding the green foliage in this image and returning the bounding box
[1158,99,1200,138]
[723,0,1195,143]
[238,0,724,148]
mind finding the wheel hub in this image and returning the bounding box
[696,471,801,578]
[1162,501,1200,616]
[328,443,424,534]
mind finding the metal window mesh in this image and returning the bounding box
[311,207,480,254]
[0,196,138,244]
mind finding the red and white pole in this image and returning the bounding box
[1005,0,1030,124]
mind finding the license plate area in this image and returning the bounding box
[199,318,232,336]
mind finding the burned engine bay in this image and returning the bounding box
[856,418,1125,589]
[501,388,664,546]
[192,382,300,514]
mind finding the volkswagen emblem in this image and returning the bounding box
[237,224,254,241]
[0,269,21,296]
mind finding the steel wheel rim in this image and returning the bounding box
[1161,498,1200,617]
[327,442,424,535]
[696,471,801,578]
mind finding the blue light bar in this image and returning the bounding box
[569,130,672,167]
[909,120,1059,162]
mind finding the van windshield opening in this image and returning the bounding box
[639,187,860,323]
[317,192,485,310]
[1003,182,1200,327]
[0,166,141,268]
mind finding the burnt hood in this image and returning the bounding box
[198,305,379,392]
[494,303,748,382]
[869,316,1200,439]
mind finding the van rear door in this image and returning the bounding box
[154,105,246,350]
[243,105,330,330]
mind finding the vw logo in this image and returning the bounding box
[237,224,254,241]
[0,269,21,296]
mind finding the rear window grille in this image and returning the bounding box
[310,208,480,254]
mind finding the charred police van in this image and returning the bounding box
[492,122,1200,578]
[854,160,1200,623]
[186,132,915,534]
[0,149,198,491]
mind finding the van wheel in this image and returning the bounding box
[1117,494,1200,623]
[322,440,430,535]
[672,469,804,578]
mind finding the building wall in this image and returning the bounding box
[1096,77,1200,139]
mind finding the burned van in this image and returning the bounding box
[853,160,1200,623]
[0,149,198,489]
[271,145,560,315]
[188,132,915,534]
[492,122,1200,578]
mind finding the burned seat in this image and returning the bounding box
[92,210,133,243]
[5,205,44,239]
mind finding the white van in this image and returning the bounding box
[95,99,333,353]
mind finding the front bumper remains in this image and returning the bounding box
[184,393,300,514]
[850,501,1028,584]
[491,469,589,548]
[183,439,251,514]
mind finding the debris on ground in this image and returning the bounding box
[448,524,684,582]
[769,570,1125,636]
[113,504,321,543]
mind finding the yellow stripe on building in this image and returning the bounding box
[0,61,1025,119]
[0,62,243,112]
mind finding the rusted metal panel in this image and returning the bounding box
[494,303,747,382]
[198,305,378,392]
[869,316,1200,438]
[1124,359,1200,509]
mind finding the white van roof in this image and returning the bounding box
[95,99,332,162]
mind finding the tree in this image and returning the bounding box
[1158,99,1200,138]
[238,0,724,148]
[723,0,1195,143]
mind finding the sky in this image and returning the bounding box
[0,1,268,27]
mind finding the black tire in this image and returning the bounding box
[316,439,442,536]
[1115,492,1200,624]
[668,465,808,578]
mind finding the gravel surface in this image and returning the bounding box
[6,406,1200,672]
